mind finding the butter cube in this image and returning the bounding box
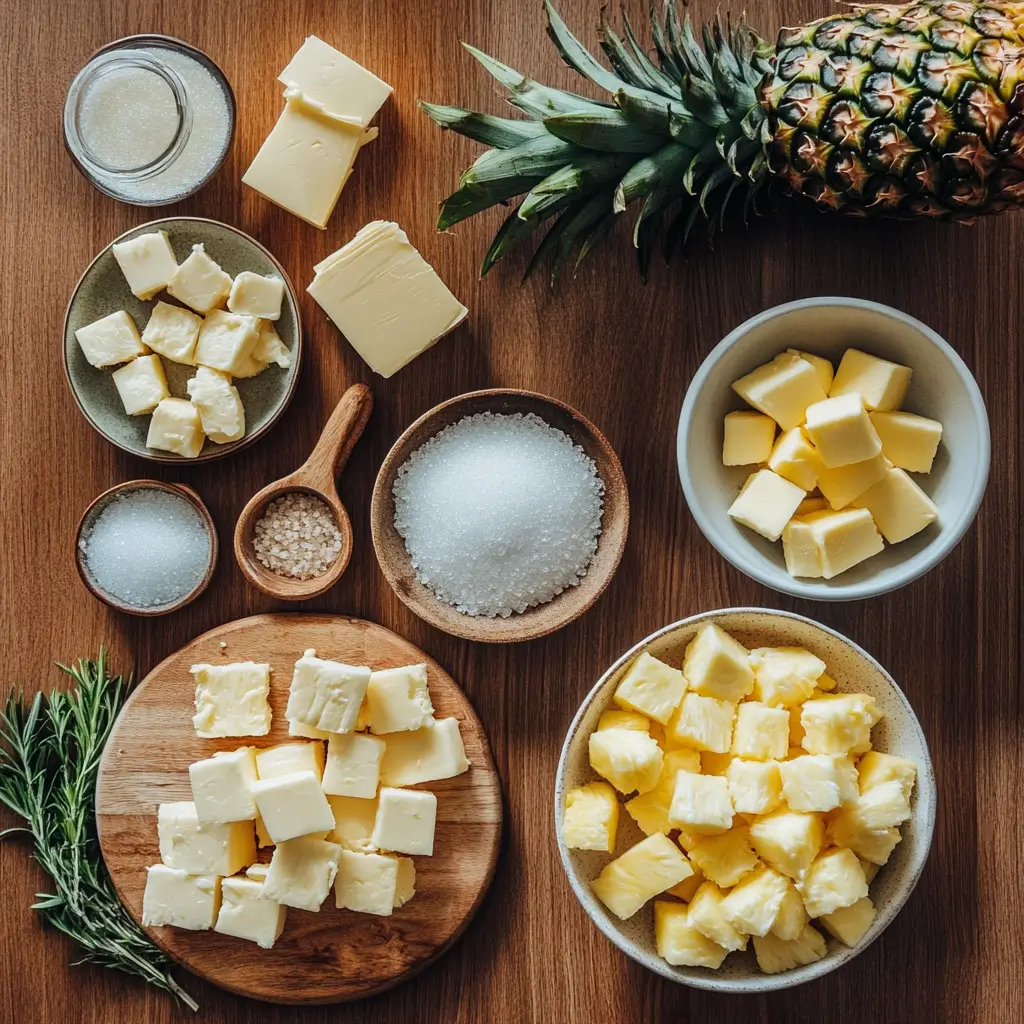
[157,801,256,875]
[591,833,693,920]
[262,836,341,911]
[668,693,736,754]
[288,718,330,740]
[147,397,205,458]
[112,230,178,300]
[588,727,663,795]
[748,811,824,879]
[830,348,912,411]
[817,454,890,510]
[142,864,220,930]
[805,393,883,469]
[728,469,806,542]
[687,826,759,887]
[252,770,335,843]
[852,468,939,544]
[726,758,783,814]
[768,428,825,491]
[614,651,687,724]
[720,865,791,936]
[378,718,470,786]
[227,272,285,320]
[722,411,776,466]
[241,320,293,376]
[732,352,829,430]
[654,901,728,969]
[624,749,701,836]
[563,781,620,851]
[191,662,272,738]
[731,702,789,760]
[322,732,386,798]
[255,741,325,782]
[194,310,260,375]
[185,366,245,444]
[286,649,371,734]
[782,519,823,578]
[798,847,868,917]
[797,496,829,515]
[597,710,650,732]
[372,786,437,856]
[365,664,434,734]
[111,355,169,415]
[334,850,399,915]
[394,856,416,908]
[801,694,880,755]
[772,881,810,940]
[820,895,876,946]
[683,624,754,702]
[326,795,378,851]
[786,348,834,392]
[869,411,943,473]
[803,509,885,578]
[189,746,258,823]
[669,771,734,833]
[779,755,845,812]
[829,813,902,865]
[686,882,748,952]
[167,244,232,314]
[857,751,917,800]
[750,647,825,706]
[142,301,202,364]
[753,924,826,973]
[75,310,147,368]
[215,876,287,948]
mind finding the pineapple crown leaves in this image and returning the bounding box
[420,2,776,281]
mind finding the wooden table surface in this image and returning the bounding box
[1,0,1020,1021]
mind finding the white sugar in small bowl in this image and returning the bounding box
[555,608,936,993]
[677,297,990,600]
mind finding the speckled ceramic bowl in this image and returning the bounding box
[555,608,936,993]
[64,217,301,463]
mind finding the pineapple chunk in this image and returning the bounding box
[749,811,824,879]
[614,652,687,725]
[654,900,729,968]
[687,882,748,952]
[687,825,759,887]
[798,847,868,917]
[753,924,826,974]
[857,751,917,800]
[858,858,881,884]
[843,780,912,829]
[589,728,663,795]
[779,755,847,812]
[591,834,692,920]
[816,672,838,692]
[682,623,754,701]
[749,647,825,707]
[700,750,733,775]
[832,755,860,803]
[772,879,810,940]
[731,702,789,761]
[597,709,650,732]
[562,782,619,853]
[820,895,876,947]
[667,865,705,902]
[625,749,701,835]
[667,693,736,753]
[669,771,734,834]
[829,811,902,865]
[789,706,806,748]
[801,694,880,755]
[720,865,790,936]
[649,720,667,748]
[726,758,782,815]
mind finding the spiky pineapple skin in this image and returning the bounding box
[760,2,1024,218]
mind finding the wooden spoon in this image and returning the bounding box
[234,383,373,601]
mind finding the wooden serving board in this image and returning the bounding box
[96,614,503,1005]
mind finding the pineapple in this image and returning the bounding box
[844,779,914,828]
[801,694,881,754]
[830,812,903,865]
[731,702,790,760]
[798,847,870,917]
[779,754,848,812]
[772,879,811,940]
[423,3,1024,281]
[589,727,664,795]
[668,771,735,834]
[614,652,687,724]
[597,709,651,732]
[668,692,736,753]
[682,624,755,702]
[726,758,784,814]
[749,810,825,879]
[859,857,882,884]
[753,924,827,974]
[667,864,705,902]
[720,865,791,936]
[816,672,838,692]
[700,750,733,775]
[820,895,878,946]
[750,647,826,707]
[654,900,729,968]
[562,781,620,852]
[625,748,701,835]
[687,882,749,952]
[591,833,693,920]
[857,750,918,799]
[687,825,760,887]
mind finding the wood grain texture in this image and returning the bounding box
[0,0,1021,1021]
[96,613,502,1004]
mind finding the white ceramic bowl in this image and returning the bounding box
[677,297,990,600]
[555,609,936,993]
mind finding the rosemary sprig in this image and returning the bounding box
[0,652,197,1011]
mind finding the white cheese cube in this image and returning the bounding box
[614,651,687,724]
[868,411,942,473]
[378,717,470,786]
[372,786,437,856]
[722,411,775,466]
[193,310,260,375]
[732,351,828,430]
[191,662,272,737]
[322,732,386,798]
[227,271,285,319]
[188,746,258,823]
[112,230,178,300]
[334,850,399,915]
[365,664,434,734]
[286,649,371,734]
[830,348,912,411]
[215,876,287,948]
[668,771,734,834]
[805,393,883,469]
[802,508,885,579]
[141,864,220,930]
[111,354,169,415]
[141,301,202,364]
[157,801,255,875]
[327,795,378,851]
[75,310,147,368]
[683,623,754,702]
[232,319,294,378]
[727,469,805,542]
[394,856,416,908]
[852,467,939,544]
[146,398,205,459]
[768,427,825,491]
[167,243,232,313]
[186,365,245,444]
[252,770,335,844]
[731,702,789,761]
[262,836,341,911]
[255,741,325,781]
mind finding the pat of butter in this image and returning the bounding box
[252,770,336,844]
[286,649,371,733]
[142,864,220,930]
[186,366,245,444]
[188,746,258,823]
[327,795,379,851]
[112,354,169,416]
[112,230,178,300]
[167,244,232,314]
[334,849,399,915]
[194,310,261,376]
[805,393,883,469]
[796,496,829,515]
[722,411,776,466]
[288,718,330,740]
[767,427,825,491]
[782,518,823,578]
[727,469,805,542]
[830,348,912,411]
[215,875,286,948]
[245,862,269,880]
[802,509,884,579]
[868,411,942,473]
[146,397,206,459]
[817,453,890,510]
[232,319,292,379]
[75,310,147,368]
[372,786,437,856]
[228,271,285,320]
[141,301,202,364]
[191,662,272,738]
[378,717,470,786]
[255,741,325,781]
[262,836,341,912]
[365,664,434,734]
[786,348,834,393]
[322,732,386,799]
[732,352,828,431]
[852,468,939,543]
[157,801,256,875]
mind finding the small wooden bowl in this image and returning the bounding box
[75,479,218,616]
[370,389,630,643]
[234,384,373,601]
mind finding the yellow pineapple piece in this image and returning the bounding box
[789,707,805,748]
[844,780,912,829]
[749,647,825,707]
[771,879,810,940]
[720,865,790,936]
[816,672,838,692]
[668,771,734,834]
[654,900,729,968]
[687,825,759,887]
[675,827,702,853]
[667,865,705,902]
[731,702,789,760]
[797,847,868,917]
[597,709,650,732]
[726,758,783,815]
[625,749,700,836]
[753,924,826,974]
[829,810,902,866]
[858,858,880,884]
[700,750,733,775]
[820,896,876,947]
[749,811,824,879]
[562,781,619,853]
[591,833,692,920]
[687,882,748,952]
[668,692,736,753]
[857,751,917,800]
[589,728,663,795]
[683,623,754,701]
[801,694,880,755]
[779,755,848,812]
[614,652,687,724]
[649,720,667,748]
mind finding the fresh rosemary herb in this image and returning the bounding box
[0,653,197,1010]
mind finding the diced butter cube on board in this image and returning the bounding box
[798,847,868,917]
[194,310,260,376]
[215,876,287,948]
[378,717,470,786]
[779,754,845,812]
[683,623,753,702]
[750,647,825,706]
[365,664,434,734]
[252,770,335,843]
[255,741,325,781]
[186,365,245,444]
[191,662,272,737]
[857,751,917,800]
[768,428,825,491]
[668,692,736,753]
[687,826,759,887]
[157,801,255,875]
[786,348,834,392]
[322,732,386,799]
[188,746,258,823]
[687,882,748,951]
[772,881,810,940]
[589,727,663,795]
[731,702,789,760]
[372,786,437,856]
[142,301,202,364]
[726,758,783,815]
[286,649,371,734]
[614,651,687,724]
[262,836,341,912]
[816,453,890,510]
[591,833,692,920]
[805,393,882,469]
[830,348,912,411]
[112,230,178,300]
[796,496,829,515]
[802,509,884,578]
[334,850,399,915]
[748,810,824,879]
[394,856,416,908]
[728,469,805,542]
[142,864,220,930]
[868,411,942,473]
[669,771,733,833]
[597,709,650,732]
[801,693,879,754]
[327,795,379,852]
[720,865,790,936]
[563,781,620,852]
[227,271,284,320]
[75,310,147,368]
[111,354,169,415]
[654,901,729,968]
[753,924,826,974]
[732,352,828,430]
[624,748,700,836]
[820,896,876,946]
[852,468,939,543]
[167,244,232,314]
[782,519,823,578]
[288,718,331,740]
[147,397,205,458]
[722,411,775,466]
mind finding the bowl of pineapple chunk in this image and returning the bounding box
[555,610,935,991]
[677,297,989,600]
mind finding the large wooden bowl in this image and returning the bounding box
[370,389,629,643]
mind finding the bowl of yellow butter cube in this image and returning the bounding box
[677,297,990,600]
[555,609,935,992]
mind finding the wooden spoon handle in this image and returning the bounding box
[297,383,374,493]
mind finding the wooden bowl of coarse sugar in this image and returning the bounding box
[370,389,630,644]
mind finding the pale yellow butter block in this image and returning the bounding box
[372,786,437,856]
[591,834,692,920]
[563,781,619,852]
[786,348,834,392]
[286,649,371,734]
[654,900,729,968]
[227,272,285,320]
[782,518,823,578]
[722,411,776,466]
[326,795,378,852]
[191,662,272,737]
[817,454,890,510]
[727,469,805,542]
[167,244,232,314]
[334,849,399,915]
[252,770,335,844]
[732,352,828,430]
[75,310,147,368]
[112,355,169,415]
[322,732,386,799]
[589,727,663,795]
[683,623,753,702]
[614,651,687,724]
[378,718,470,786]
[157,801,256,876]
[366,664,434,734]
[256,741,325,781]
[141,301,202,364]
[188,746,258,823]
[262,836,341,912]
[194,310,261,376]
[869,411,942,473]
[186,366,245,444]
[146,397,205,458]
[142,864,220,930]
[668,771,734,834]
[830,348,912,411]
[215,875,287,948]
[112,230,178,300]
[852,468,939,544]
[768,428,825,491]
[805,393,883,469]
[796,496,829,515]
[668,692,736,754]
[802,509,884,579]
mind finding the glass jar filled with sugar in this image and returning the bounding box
[64,36,235,206]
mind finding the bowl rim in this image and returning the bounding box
[63,215,303,465]
[554,607,937,994]
[676,296,991,601]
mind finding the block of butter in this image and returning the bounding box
[146,397,206,459]
[142,864,220,931]
[334,849,400,915]
[75,310,148,368]
[262,836,341,912]
[802,508,884,579]
[186,366,245,444]
[157,801,256,875]
[722,411,775,467]
[830,348,912,412]
[252,769,335,844]
[191,662,272,737]
[869,411,942,473]
[214,875,286,948]
[727,469,805,542]
[255,741,325,781]
[285,649,371,734]
[112,354,169,416]
[378,717,470,786]
[112,230,178,300]
[322,732,386,799]
[732,352,828,431]
[852,468,939,543]
[365,664,434,734]
[327,795,378,852]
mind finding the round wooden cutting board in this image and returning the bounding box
[96,614,503,1004]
